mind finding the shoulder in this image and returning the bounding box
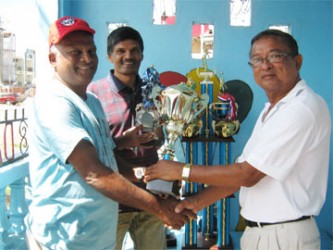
[280,82,331,138]
[291,81,329,120]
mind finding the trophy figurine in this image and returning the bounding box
[136,66,164,145]
[146,82,209,197]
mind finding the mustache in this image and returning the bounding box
[122,59,136,64]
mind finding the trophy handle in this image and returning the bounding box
[233,120,240,133]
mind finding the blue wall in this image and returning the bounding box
[61,0,332,244]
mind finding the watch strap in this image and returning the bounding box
[182,163,192,181]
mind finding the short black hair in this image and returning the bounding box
[250,29,299,56]
[107,26,144,55]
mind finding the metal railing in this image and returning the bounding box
[0,105,29,250]
[0,107,29,166]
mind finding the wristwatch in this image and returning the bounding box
[182,163,192,181]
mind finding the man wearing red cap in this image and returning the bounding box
[25,16,193,250]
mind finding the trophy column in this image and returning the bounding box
[183,136,234,250]
[182,69,235,249]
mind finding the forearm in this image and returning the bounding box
[69,140,158,213]
[88,170,195,229]
[87,170,163,217]
[190,162,265,187]
[189,164,243,187]
[154,160,264,187]
[151,160,244,187]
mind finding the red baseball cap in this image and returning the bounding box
[48,16,95,47]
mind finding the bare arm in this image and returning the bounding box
[68,139,195,229]
[144,160,266,188]
[176,185,239,214]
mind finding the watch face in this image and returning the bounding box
[133,167,146,179]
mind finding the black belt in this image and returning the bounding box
[244,215,312,228]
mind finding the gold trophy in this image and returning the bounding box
[146,82,209,197]
[210,73,240,138]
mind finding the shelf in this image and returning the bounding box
[182,135,234,143]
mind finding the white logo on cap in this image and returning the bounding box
[61,17,76,26]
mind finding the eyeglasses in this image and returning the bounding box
[248,52,296,68]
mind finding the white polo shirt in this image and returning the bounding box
[237,80,331,223]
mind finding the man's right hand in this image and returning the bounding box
[115,125,157,149]
[174,195,201,214]
[157,197,197,230]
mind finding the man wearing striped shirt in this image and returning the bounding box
[88,26,166,250]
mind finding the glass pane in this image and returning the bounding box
[153,0,176,25]
[230,0,251,27]
[191,23,214,59]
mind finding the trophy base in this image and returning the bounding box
[146,179,179,198]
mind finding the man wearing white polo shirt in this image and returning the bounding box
[144,29,331,249]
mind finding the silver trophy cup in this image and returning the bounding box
[146,83,209,197]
